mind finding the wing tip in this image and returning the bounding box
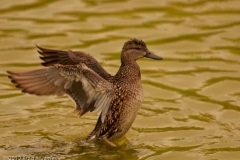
[39,56,45,61]
[36,44,44,51]
[7,71,19,83]
[75,109,84,117]
[7,70,17,75]
[37,50,44,55]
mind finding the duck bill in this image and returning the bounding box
[144,51,162,60]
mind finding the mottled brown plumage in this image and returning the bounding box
[7,38,162,147]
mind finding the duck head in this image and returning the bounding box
[121,38,162,64]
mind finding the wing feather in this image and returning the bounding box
[36,45,111,79]
[7,63,114,123]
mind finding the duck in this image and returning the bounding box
[7,38,162,147]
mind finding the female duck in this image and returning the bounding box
[7,38,162,147]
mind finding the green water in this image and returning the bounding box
[1,0,240,159]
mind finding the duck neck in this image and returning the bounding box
[121,57,134,66]
[115,60,141,83]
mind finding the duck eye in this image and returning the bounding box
[136,48,140,50]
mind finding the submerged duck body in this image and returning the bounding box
[7,39,162,146]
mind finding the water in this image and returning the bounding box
[0,0,240,159]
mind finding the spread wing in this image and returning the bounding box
[7,63,115,123]
[36,45,111,79]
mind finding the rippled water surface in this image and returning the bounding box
[1,0,240,159]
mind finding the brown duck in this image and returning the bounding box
[7,38,162,147]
